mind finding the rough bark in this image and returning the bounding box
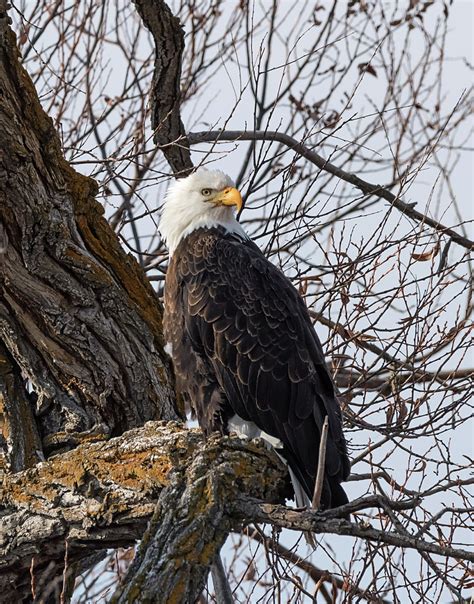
[133,0,193,176]
[0,341,42,473]
[110,431,287,603]
[0,422,289,603]
[0,2,180,461]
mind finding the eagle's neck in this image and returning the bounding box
[160,205,248,255]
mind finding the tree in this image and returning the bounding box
[0,0,472,602]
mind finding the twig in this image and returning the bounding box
[243,527,390,604]
[312,416,329,510]
[30,556,36,600]
[437,238,452,273]
[60,539,70,604]
[211,555,234,604]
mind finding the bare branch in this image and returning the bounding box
[188,130,474,250]
[133,0,193,175]
[244,527,390,604]
[211,556,234,604]
[232,498,473,563]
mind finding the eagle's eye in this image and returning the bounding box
[201,188,213,197]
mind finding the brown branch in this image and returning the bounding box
[1,421,468,600]
[133,0,193,175]
[334,367,474,393]
[187,130,474,250]
[0,422,289,603]
[231,498,474,563]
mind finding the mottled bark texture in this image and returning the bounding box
[0,3,179,465]
[110,427,288,604]
[0,422,288,602]
[0,341,42,473]
[133,0,193,176]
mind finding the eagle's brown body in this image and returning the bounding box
[164,225,350,509]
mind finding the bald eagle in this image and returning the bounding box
[160,168,350,510]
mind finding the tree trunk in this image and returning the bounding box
[0,2,180,468]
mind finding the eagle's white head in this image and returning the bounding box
[159,168,247,254]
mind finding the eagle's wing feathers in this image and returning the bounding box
[178,231,349,506]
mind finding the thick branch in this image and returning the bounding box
[109,429,286,603]
[187,130,474,250]
[0,422,289,602]
[133,0,193,175]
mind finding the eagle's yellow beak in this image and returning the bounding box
[213,187,243,213]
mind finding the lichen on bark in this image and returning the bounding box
[0,422,289,602]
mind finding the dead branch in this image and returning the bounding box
[187,130,474,250]
[2,419,468,602]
